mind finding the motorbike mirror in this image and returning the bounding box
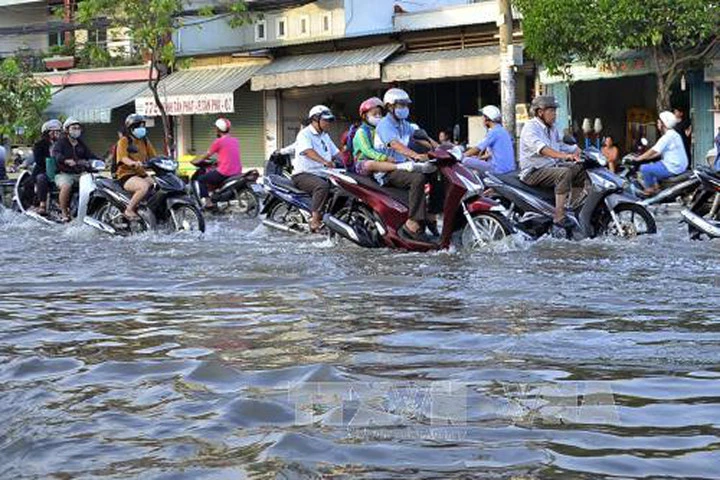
[413,129,431,142]
[562,135,578,146]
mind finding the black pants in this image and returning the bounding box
[35,173,50,204]
[384,170,445,223]
[292,172,330,213]
[197,170,229,198]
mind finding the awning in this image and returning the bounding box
[251,44,401,91]
[135,64,264,117]
[382,46,500,83]
[46,82,148,123]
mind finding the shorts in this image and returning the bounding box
[54,173,79,188]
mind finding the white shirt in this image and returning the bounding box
[653,129,688,175]
[292,124,339,175]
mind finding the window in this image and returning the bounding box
[48,31,65,49]
[88,28,107,46]
[276,17,287,39]
[255,20,267,41]
[299,15,310,37]
[321,12,332,34]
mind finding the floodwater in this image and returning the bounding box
[0,207,719,479]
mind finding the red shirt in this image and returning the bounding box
[209,134,242,176]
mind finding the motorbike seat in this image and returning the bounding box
[268,174,309,196]
[659,170,694,187]
[347,173,411,206]
[96,178,132,201]
[495,172,556,201]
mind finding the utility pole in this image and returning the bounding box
[498,0,516,141]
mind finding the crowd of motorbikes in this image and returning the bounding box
[6,136,720,248]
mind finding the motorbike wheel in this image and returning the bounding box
[93,202,152,235]
[460,212,512,251]
[233,188,259,218]
[171,204,205,233]
[601,203,657,237]
[268,201,308,233]
[687,191,717,240]
[335,204,382,248]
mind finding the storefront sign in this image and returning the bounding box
[540,53,654,84]
[135,93,234,117]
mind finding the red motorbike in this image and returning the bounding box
[323,147,513,252]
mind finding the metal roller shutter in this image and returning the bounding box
[81,104,133,158]
[190,86,265,168]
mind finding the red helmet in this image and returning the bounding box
[215,118,231,133]
[358,97,384,118]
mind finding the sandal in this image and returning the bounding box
[123,210,141,221]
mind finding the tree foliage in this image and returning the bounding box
[0,58,52,144]
[515,0,720,110]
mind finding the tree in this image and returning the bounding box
[76,0,250,154]
[0,57,52,145]
[515,0,720,111]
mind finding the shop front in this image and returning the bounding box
[134,62,267,168]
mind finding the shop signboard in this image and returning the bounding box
[135,93,234,117]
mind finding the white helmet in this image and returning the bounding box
[659,111,679,130]
[308,105,335,121]
[383,88,412,106]
[480,105,502,123]
[41,119,62,134]
[215,117,231,133]
[63,117,81,131]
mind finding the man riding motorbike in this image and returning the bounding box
[31,119,62,215]
[191,117,243,209]
[116,114,157,220]
[291,105,344,232]
[51,118,98,222]
[631,111,689,196]
[518,95,583,235]
[374,88,442,242]
[463,105,516,175]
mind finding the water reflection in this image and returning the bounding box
[0,210,719,478]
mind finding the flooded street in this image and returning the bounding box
[1,207,719,479]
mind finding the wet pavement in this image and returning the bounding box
[0,206,719,479]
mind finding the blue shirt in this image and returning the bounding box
[476,124,516,174]
[374,114,418,163]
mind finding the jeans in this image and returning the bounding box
[35,173,50,204]
[640,161,672,188]
[197,170,229,198]
[462,157,493,174]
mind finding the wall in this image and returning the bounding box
[175,0,344,57]
[345,0,471,36]
[0,1,49,56]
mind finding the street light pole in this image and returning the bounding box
[498,0,516,141]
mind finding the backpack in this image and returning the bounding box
[342,123,372,171]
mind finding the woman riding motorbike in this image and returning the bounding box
[115,114,157,220]
[32,119,62,215]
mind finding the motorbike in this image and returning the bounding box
[323,147,513,252]
[189,159,260,217]
[260,152,325,234]
[619,154,698,207]
[13,158,103,226]
[81,156,205,235]
[479,147,656,240]
[680,166,720,239]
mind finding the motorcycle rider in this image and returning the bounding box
[51,118,98,222]
[353,97,423,176]
[32,119,62,215]
[116,114,157,220]
[463,105,516,175]
[631,111,689,196]
[292,105,343,232]
[375,88,442,242]
[191,117,242,209]
[519,95,583,234]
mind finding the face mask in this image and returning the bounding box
[367,115,383,127]
[69,129,82,139]
[133,127,147,139]
[394,107,410,120]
